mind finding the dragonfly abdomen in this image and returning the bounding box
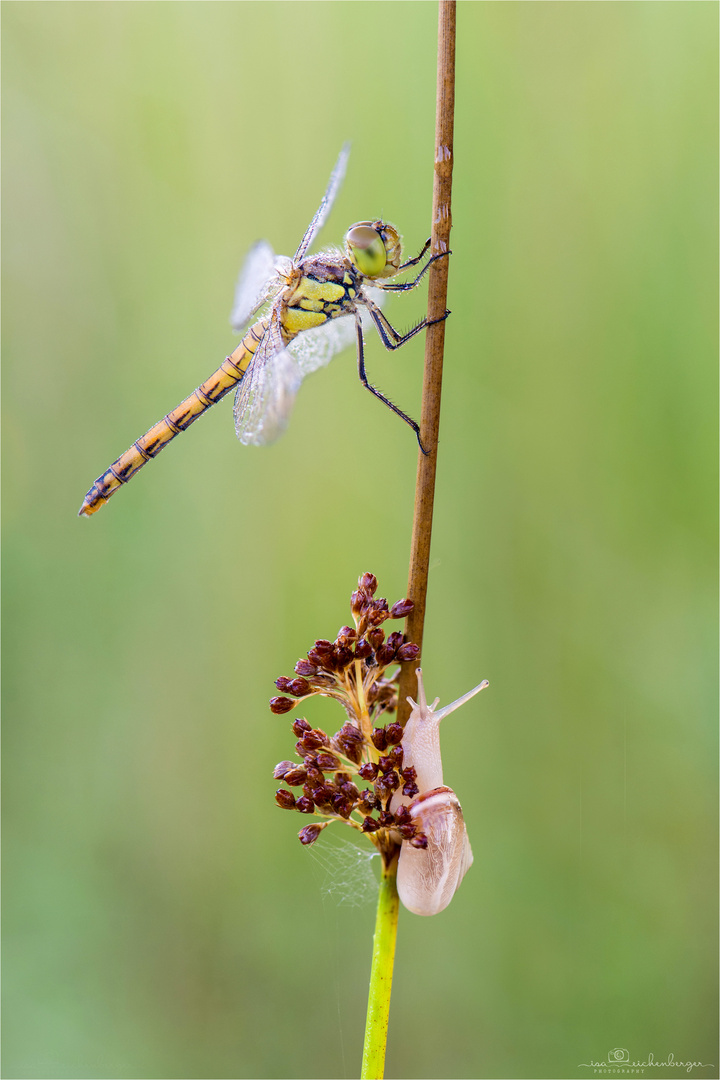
[78,317,269,516]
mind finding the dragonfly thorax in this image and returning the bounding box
[279,253,361,339]
[345,220,402,280]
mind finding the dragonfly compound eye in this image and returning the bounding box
[345,223,388,278]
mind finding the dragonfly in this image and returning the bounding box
[78,145,449,517]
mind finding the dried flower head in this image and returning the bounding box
[271,572,422,867]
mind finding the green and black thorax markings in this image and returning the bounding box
[281,255,362,339]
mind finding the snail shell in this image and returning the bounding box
[397,785,474,916]
[392,668,488,916]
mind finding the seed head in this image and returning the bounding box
[270,572,427,868]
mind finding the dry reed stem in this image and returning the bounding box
[398,0,457,726]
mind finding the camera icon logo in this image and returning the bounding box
[608,1048,629,1064]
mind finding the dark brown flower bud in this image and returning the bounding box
[270,696,295,714]
[353,637,372,660]
[299,823,326,846]
[334,770,352,785]
[367,627,385,650]
[371,727,388,752]
[286,677,311,697]
[283,767,308,786]
[304,766,324,787]
[410,833,428,849]
[386,746,404,769]
[375,643,396,666]
[359,790,379,813]
[308,640,334,668]
[359,572,378,595]
[275,788,296,809]
[384,723,403,746]
[402,779,419,798]
[368,598,389,625]
[358,762,379,781]
[292,718,311,736]
[377,810,395,828]
[390,598,414,619]
[339,780,359,801]
[344,743,364,765]
[378,755,396,774]
[333,724,365,763]
[396,643,420,663]
[296,796,315,814]
[294,659,318,677]
[331,795,353,819]
[312,785,335,808]
[398,823,416,839]
[350,588,367,616]
[298,730,328,752]
[275,677,294,693]
[337,625,357,644]
[334,645,354,670]
[361,816,381,832]
[374,777,390,801]
[394,805,411,823]
[315,753,337,772]
[273,760,296,779]
[375,772,400,797]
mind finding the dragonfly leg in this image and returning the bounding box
[397,238,432,271]
[374,250,451,293]
[364,299,450,351]
[354,317,429,455]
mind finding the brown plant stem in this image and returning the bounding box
[398,0,457,726]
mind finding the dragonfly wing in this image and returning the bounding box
[293,143,350,263]
[229,240,282,333]
[234,316,303,446]
[288,286,386,376]
[288,315,356,376]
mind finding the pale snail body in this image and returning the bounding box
[392,669,488,916]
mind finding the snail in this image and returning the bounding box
[391,668,488,916]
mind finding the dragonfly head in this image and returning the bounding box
[345,221,402,280]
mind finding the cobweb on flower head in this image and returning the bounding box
[308,835,380,907]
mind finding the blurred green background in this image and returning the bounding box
[3,3,717,1078]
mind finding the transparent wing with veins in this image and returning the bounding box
[231,142,349,334]
[234,283,387,445]
[229,240,289,333]
[233,313,303,446]
[288,284,384,376]
[293,143,350,263]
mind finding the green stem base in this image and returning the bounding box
[361,865,400,1080]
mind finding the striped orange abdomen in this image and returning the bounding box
[78,318,269,517]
